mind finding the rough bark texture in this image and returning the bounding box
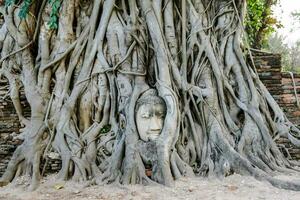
[0,0,300,191]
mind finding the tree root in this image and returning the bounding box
[1,0,300,192]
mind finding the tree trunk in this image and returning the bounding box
[1,0,300,191]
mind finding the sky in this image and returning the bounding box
[273,0,300,46]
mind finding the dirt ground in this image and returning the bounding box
[0,173,300,200]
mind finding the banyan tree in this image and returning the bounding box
[1,0,300,191]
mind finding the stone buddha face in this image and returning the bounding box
[135,89,166,142]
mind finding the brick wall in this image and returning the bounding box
[280,72,300,125]
[253,52,300,125]
[0,79,62,175]
[0,79,27,175]
[253,52,300,160]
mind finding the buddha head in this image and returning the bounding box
[135,89,166,142]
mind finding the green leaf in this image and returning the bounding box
[18,0,32,19]
[5,0,15,7]
[100,125,111,134]
[48,0,61,29]
[245,0,281,48]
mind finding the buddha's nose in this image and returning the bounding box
[150,117,161,131]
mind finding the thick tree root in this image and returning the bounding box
[1,0,300,191]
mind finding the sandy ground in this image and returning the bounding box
[0,174,300,200]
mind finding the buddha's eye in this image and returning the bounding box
[141,112,151,118]
[156,112,165,119]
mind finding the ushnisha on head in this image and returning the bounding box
[135,89,166,142]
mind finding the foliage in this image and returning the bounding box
[292,10,300,28]
[266,33,300,72]
[289,41,300,72]
[5,0,60,29]
[292,11,300,19]
[265,33,289,68]
[18,0,32,19]
[5,0,32,19]
[5,0,15,7]
[100,125,111,134]
[245,0,281,48]
[48,0,61,29]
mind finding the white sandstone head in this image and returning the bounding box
[135,89,166,142]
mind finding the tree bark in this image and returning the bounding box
[1,0,300,191]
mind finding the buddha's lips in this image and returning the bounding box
[147,131,161,135]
